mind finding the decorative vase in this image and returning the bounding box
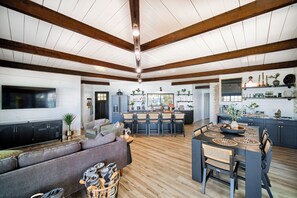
[124,133,129,140]
[273,79,280,87]
[230,121,238,129]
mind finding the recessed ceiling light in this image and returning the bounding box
[135,48,140,56]
[136,67,142,73]
[138,78,142,83]
[132,24,140,36]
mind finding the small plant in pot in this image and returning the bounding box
[129,101,135,110]
[227,103,243,129]
[63,113,76,137]
[268,73,280,87]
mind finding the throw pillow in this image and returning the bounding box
[80,133,116,150]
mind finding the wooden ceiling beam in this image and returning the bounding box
[141,0,296,51]
[144,60,297,82]
[0,38,135,73]
[81,80,110,86]
[142,38,297,73]
[0,60,136,82]
[0,0,134,51]
[172,79,219,85]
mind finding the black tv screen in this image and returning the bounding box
[2,85,56,109]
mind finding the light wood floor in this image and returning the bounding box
[71,120,297,198]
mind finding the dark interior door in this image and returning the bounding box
[95,92,109,120]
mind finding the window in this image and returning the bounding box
[221,78,242,102]
[147,93,174,107]
[97,93,107,101]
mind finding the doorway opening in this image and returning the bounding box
[95,92,109,120]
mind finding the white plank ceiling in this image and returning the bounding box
[0,0,296,83]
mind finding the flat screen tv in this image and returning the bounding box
[1,85,56,109]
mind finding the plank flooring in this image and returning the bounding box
[70,120,297,198]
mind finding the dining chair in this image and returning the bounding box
[192,128,202,138]
[148,113,160,136]
[136,113,148,136]
[260,129,269,149]
[201,143,239,198]
[123,113,134,135]
[207,122,213,128]
[262,138,273,198]
[173,113,185,137]
[201,125,208,133]
[161,113,172,136]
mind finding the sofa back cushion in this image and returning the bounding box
[0,157,18,174]
[81,133,116,150]
[18,141,81,168]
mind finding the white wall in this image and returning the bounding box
[219,68,297,118]
[0,67,81,133]
[81,81,193,125]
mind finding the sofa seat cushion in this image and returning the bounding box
[0,156,18,174]
[18,141,81,168]
[81,133,116,150]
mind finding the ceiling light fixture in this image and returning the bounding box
[136,67,142,73]
[132,24,140,36]
[138,78,142,83]
[134,48,140,56]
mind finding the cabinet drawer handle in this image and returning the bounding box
[278,121,284,124]
[278,126,281,128]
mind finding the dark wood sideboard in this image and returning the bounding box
[0,120,62,150]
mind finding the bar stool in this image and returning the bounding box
[161,113,172,136]
[148,113,160,136]
[136,113,147,135]
[173,113,185,137]
[123,113,134,135]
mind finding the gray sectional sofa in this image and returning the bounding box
[0,133,127,198]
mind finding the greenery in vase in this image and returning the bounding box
[63,113,76,131]
[227,103,243,121]
[247,102,259,110]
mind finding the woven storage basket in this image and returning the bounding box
[80,171,120,198]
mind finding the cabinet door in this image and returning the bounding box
[15,123,34,147]
[281,125,297,148]
[48,121,62,140]
[33,122,50,143]
[265,123,281,145]
[0,125,14,149]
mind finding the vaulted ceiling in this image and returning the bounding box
[0,0,296,85]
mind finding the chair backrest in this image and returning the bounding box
[175,113,185,120]
[208,122,213,128]
[262,128,268,140]
[202,144,233,164]
[262,131,268,146]
[137,113,147,120]
[161,113,172,120]
[123,113,133,120]
[262,138,273,173]
[201,126,208,133]
[148,113,159,120]
[192,128,202,138]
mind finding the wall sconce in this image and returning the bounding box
[86,98,92,109]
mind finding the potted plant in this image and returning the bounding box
[227,104,243,129]
[247,102,259,114]
[268,73,280,87]
[63,113,76,137]
[129,101,135,110]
